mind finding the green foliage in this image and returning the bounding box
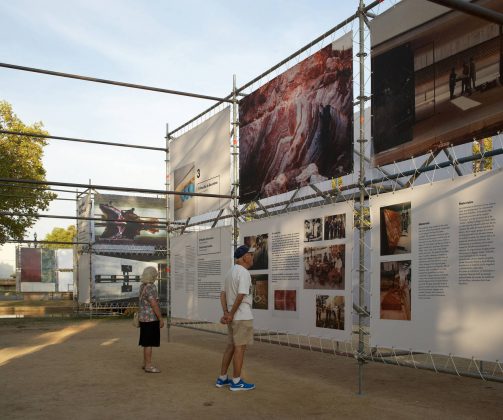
[42,225,76,249]
[0,100,56,244]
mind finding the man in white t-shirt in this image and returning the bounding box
[215,245,256,391]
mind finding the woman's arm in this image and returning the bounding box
[148,297,164,328]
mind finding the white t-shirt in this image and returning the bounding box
[222,264,253,320]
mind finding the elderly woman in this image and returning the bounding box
[138,266,164,373]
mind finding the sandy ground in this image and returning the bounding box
[0,318,502,420]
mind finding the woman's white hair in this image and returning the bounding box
[141,266,158,284]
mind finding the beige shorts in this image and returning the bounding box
[227,319,254,346]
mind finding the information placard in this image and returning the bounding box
[370,169,503,361]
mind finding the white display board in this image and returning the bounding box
[56,249,74,292]
[171,226,232,322]
[370,169,503,361]
[239,203,353,341]
[170,107,231,220]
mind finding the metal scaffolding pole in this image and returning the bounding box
[0,177,234,199]
[0,129,166,152]
[232,75,239,252]
[357,0,369,396]
[165,124,172,342]
[0,62,233,103]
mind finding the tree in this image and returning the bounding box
[42,225,76,249]
[0,100,56,245]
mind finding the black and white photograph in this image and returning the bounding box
[324,213,346,240]
[304,218,323,242]
[316,295,345,330]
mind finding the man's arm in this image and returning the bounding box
[227,294,245,321]
[220,291,230,324]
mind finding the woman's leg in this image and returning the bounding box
[144,346,153,368]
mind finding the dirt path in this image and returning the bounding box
[0,318,501,419]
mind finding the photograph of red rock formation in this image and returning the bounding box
[239,32,353,203]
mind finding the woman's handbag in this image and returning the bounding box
[133,311,140,328]
[133,286,146,327]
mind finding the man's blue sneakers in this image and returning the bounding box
[215,377,232,388]
[229,379,255,391]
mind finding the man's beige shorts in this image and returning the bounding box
[227,320,254,346]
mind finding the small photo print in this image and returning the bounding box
[244,233,268,270]
[304,218,323,242]
[304,244,345,290]
[274,290,297,311]
[324,214,346,240]
[316,295,345,330]
[380,261,411,321]
[251,274,268,310]
[380,202,411,255]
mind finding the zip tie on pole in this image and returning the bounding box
[449,353,461,376]
[470,357,486,381]
[376,347,387,364]
[410,349,418,368]
[491,360,502,377]
[392,347,401,366]
[369,346,375,362]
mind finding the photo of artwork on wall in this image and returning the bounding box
[274,289,297,311]
[380,260,411,321]
[244,233,269,270]
[251,274,268,310]
[380,202,411,255]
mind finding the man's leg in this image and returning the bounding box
[232,345,246,378]
[220,344,234,376]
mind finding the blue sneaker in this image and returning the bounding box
[215,377,232,388]
[229,379,255,391]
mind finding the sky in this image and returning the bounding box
[0,0,399,274]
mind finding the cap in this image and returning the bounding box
[234,245,255,259]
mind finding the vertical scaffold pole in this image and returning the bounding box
[89,181,93,320]
[165,123,172,342]
[74,189,79,312]
[357,0,368,396]
[232,75,239,251]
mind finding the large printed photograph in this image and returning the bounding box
[170,107,231,220]
[239,33,353,203]
[371,0,503,166]
[94,194,166,248]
